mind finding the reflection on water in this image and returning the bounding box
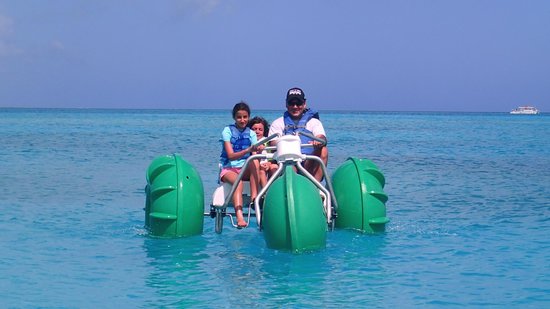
[142,236,210,307]
[141,221,390,307]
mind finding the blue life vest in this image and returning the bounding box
[220,124,252,166]
[283,108,320,155]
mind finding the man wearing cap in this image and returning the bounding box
[268,87,328,181]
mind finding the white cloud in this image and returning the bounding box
[0,13,13,36]
[0,13,21,56]
[175,0,222,17]
[51,40,65,51]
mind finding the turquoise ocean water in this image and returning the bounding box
[1,108,548,308]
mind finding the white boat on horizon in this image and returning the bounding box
[510,106,539,115]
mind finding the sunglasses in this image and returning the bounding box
[287,101,304,107]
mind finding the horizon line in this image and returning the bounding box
[1,106,543,114]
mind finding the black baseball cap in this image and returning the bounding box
[286,87,305,104]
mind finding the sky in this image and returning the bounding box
[0,0,549,112]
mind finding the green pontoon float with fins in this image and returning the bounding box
[144,133,389,253]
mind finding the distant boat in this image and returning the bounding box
[510,106,539,115]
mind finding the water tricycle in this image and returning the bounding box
[144,133,389,253]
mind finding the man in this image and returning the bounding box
[268,87,328,181]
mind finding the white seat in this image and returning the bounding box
[211,181,250,207]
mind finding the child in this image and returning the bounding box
[248,116,275,189]
[219,102,263,228]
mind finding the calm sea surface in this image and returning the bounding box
[0,109,548,308]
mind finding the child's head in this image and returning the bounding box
[248,116,269,138]
[232,101,251,129]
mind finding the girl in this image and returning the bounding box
[248,116,274,189]
[219,102,262,228]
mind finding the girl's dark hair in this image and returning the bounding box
[232,101,251,118]
[248,116,270,137]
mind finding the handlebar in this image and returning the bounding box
[252,133,280,148]
[297,131,327,146]
[258,132,327,152]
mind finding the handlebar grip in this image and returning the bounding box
[298,131,327,146]
[252,133,280,148]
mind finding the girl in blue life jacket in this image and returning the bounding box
[219,102,263,228]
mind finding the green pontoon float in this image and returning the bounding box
[144,133,388,253]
